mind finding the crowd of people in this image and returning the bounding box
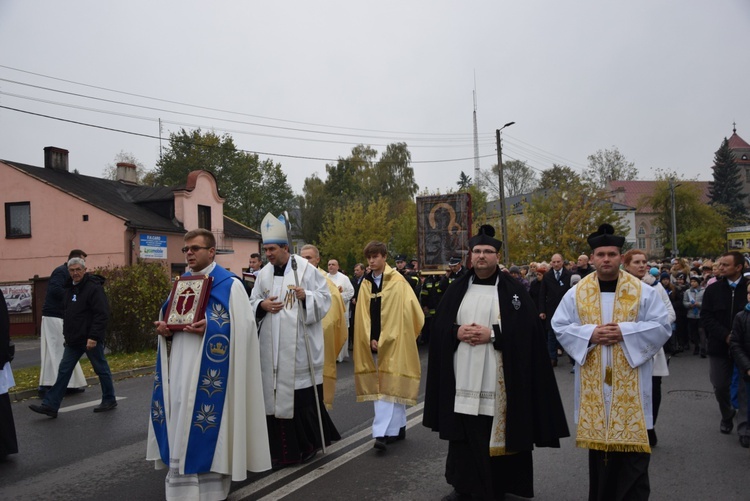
[6,216,750,501]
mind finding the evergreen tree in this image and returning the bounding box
[456,171,472,191]
[709,138,748,223]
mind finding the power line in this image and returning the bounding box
[0,65,593,172]
[0,78,484,143]
[0,65,488,138]
[1,91,484,149]
[0,105,497,165]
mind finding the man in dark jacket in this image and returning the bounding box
[423,225,569,500]
[438,256,466,295]
[38,249,88,397]
[701,251,749,447]
[30,257,116,418]
[538,253,572,366]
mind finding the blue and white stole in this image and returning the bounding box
[150,265,235,473]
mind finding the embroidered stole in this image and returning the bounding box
[575,271,650,453]
[151,266,234,473]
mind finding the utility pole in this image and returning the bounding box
[158,118,163,162]
[472,80,480,186]
[496,121,515,265]
[669,178,680,257]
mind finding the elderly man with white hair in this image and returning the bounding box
[30,257,115,418]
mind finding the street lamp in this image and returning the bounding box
[496,121,515,265]
[669,178,681,257]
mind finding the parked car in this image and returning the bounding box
[5,292,32,312]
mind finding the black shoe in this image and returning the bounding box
[301,449,318,463]
[93,401,118,413]
[720,409,737,434]
[29,404,58,418]
[386,426,406,444]
[442,489,471,501]
[740,435,750,448]
[373,437,387,451]
[700,351,707,358]
[66,387,86,395]
[647,429,657,447]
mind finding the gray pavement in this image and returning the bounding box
[233,352,750,500]
[3,341,750,499]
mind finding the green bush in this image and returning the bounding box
[95,261,172,354]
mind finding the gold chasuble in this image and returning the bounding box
[354,265,424,405]
[319,269,348,409]
[575,271,650,453]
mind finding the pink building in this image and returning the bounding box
[1,147,261,283]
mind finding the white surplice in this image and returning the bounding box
[249,255,331,418]
[552,283,670,427]
[39,316,87,388]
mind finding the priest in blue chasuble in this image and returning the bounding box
[147,228,271,501]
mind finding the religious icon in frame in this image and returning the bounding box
[164,275,213,331]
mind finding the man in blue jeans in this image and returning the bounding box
[30,257,115,418]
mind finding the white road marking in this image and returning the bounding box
[58,396,126,413]
[228,402,425,501]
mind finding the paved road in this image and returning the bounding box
[2,343,749,500]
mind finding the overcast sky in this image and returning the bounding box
[1,1,748,200]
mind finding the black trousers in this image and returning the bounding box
[446,414,533,500]
[588,450,650,501]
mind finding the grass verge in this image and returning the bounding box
[11,349,156,393]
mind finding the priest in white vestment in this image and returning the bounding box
[147,229,271,501]
[552,224,670,501]
[249,213,339,469]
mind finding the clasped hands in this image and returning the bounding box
[590,323,623,346]
[457,323,492,346]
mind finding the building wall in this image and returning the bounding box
[173,171,224,232]
[0,163,129,282]
[216,239,261,274]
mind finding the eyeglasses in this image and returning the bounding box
[471,249,497,255]
[181,245,211,254]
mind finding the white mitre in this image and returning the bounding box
[260,212,288,245]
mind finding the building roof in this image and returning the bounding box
[608,180,711,213]
[488,189,636,215]
[728,131,750,151]
[2,160,258,239]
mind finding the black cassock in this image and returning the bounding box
[423,268,569,499]
[0,288,18,457]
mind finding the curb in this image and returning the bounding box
[10,365,156,403]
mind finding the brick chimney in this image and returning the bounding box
[44,146,69,171]
[116,162,138,184]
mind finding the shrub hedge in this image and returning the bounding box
[95,260,172,353]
